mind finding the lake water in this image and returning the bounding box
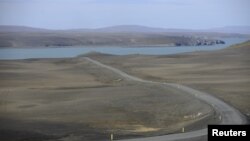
[0,37,248,60]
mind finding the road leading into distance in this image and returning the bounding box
[84,57,247,141]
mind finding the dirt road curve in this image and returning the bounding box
[84,57,247,141]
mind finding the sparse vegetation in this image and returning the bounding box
[0,57,213,141]
[90,41,250,119]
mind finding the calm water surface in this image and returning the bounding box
[0,38,248,60]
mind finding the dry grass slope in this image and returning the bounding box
[89,40,250,119]
[0,57,213,141]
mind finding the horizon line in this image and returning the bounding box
[1,24,250,31]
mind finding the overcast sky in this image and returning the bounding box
[0,0,249,29]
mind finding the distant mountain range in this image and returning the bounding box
[1,25,250,34]
[0,25,50,32]
[204,26,250,35]
[0,25,249,48]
